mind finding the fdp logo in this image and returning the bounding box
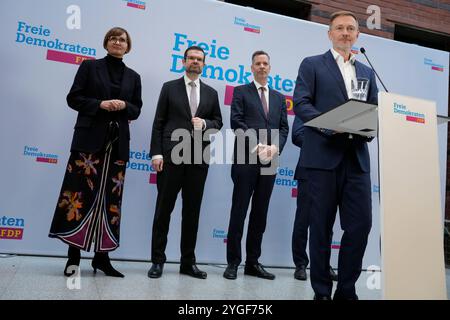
[15,21,96,65]
[23,145,58,164]
[124,0,146,10]
[213,228,227,243]
[424,58,444,72]
[234,17,261,34]
[0,216,25,240]
[393,102,425,124]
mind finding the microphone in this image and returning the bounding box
[359,47,389,92]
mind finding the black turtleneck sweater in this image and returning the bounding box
[105,54,125,121]
[105,54,125,98]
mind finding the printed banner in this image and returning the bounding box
[0,0,448,269]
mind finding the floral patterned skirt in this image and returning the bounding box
[49,137,126,252]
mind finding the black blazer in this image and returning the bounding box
[230,82,289,164]
[150,77,223,164]
[67,57,143,161]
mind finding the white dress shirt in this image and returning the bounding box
[253,80,270,112]
[252,80,270,152]
[151,76,204,162]
[331,48,357,99]
[184,75,200,109]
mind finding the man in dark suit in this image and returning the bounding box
[291,116,309,280]
[148,46,223,279]
[293,11,378,300]
[223,51,289,280]
[291,116,338,282]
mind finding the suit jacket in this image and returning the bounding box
[67,57,142,161]
[293,50,378,172]
[150,77,223,165]
[292,116,306,180]
[230,82,289,164]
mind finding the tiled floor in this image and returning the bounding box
[0,255,448,300]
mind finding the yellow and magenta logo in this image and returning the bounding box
[234,17,261,34]
[393,102,425,124]
[23,145,58,164]
[124,0,146,10]
[16,21,96,65]
[0,216,25,240]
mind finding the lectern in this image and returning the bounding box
[305,92,447,300]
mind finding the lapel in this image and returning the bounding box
[323,50,348,100]
[267,88,278,121]
[177,77,192,119]
[118,66,131,99]
[95,58,111,98]
[195,80,207,117]
[354,61,366,80]
[249,82,268,120]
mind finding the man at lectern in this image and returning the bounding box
[291,116,338,283]
[293,11,378,300]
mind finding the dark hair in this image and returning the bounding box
[183,46,206,62]
[329,11,359,29]
[103,27,132,53]
[252,50,270,63]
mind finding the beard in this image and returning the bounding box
[186,65,202,74]
[336,39,353,50]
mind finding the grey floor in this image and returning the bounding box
[0,255,448,300]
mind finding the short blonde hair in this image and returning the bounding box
[329,11,359,30]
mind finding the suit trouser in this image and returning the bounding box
[292,178,334,269]
[307,150,372,298]
[292,178,310,268]
[226,164,276,265]
[151,162,208,265]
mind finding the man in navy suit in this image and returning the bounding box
[223,51,289,280]
[291,116,310,280]
[291,116,338,282]
[293,11,378,300]
[148,46,223,280]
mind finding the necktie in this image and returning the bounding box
[260,87,268,117]
[189,81,197,117]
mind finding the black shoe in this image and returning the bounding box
[223,264,238,280]
[329,267,338,282]
[244,263,275,280]
[148,263,164,278]
[64,246,80,277]
[91,252,124,278]
[294,265,307,281]
[313,294,332,300]
[180,264,207,279]
[333,293,359,300]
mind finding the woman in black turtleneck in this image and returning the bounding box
[49,27,143,278]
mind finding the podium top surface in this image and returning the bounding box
[304,99,378,137]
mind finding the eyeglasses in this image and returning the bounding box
[109,36,127,44]
[186,56,204,62]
